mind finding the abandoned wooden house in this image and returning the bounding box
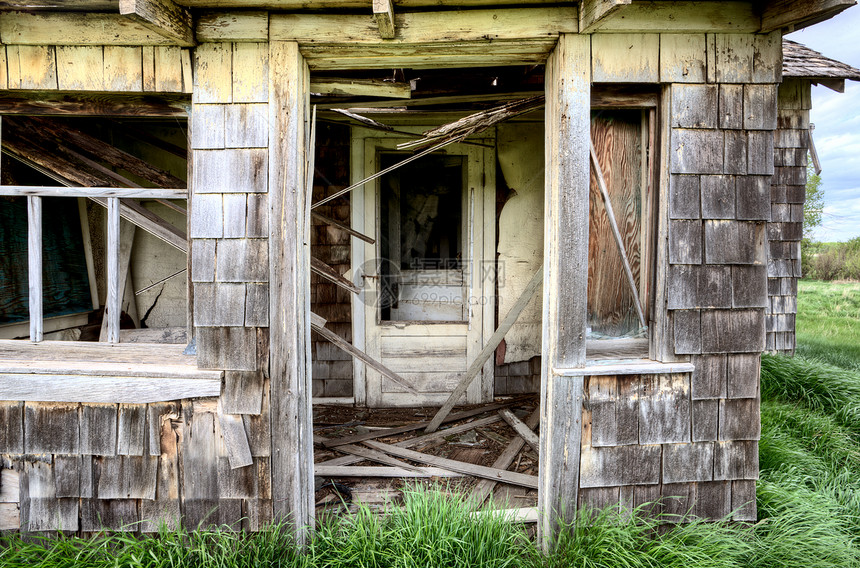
[0,0,857,545]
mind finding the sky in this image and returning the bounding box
[787,7,860,242]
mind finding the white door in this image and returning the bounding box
[351,135,495,407]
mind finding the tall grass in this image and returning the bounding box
[795,280,860,371]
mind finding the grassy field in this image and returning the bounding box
[1,281,859,567]
[795,280,860,371]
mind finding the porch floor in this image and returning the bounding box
[312,395,540,515]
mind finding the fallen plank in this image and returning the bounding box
[362,440,539,489]
[498,408,540,454]
[424,267,543,433]
[311,210,375,244]
[327,442,427,474]
[322,398,525,448]
[315,466,463,478]
[473,407,540,506]
[311,256,361,294]
[312,321,417,394]
[317,414,503,468]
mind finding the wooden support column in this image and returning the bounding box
[105,197,122,343]
[268,41,313,539]
[373,0,396,39]
[539,33,590,549]
[27,196,43,342]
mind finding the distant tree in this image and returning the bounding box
[804,159,824,240]
[800,157,825,277]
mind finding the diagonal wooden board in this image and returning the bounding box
[472,406,540,505]
[362,439,539,489]
[424,267,543,433]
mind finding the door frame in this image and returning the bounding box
[350,129,496,407]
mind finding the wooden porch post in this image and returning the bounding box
[268,41,314,538]
[539,33,591,549]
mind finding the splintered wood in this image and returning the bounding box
[313,396,540,512]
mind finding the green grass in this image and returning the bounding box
[3,282,860,567]
[795,280,860,371]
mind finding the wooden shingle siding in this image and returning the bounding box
[766,78,810,354]
[0,44,191,93]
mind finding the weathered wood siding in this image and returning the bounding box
[550,31,776,528]
[766,78,809,354]
[0,45,192,93]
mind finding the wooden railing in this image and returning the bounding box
[0,186,187,344]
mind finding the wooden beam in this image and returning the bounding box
[0,373,220,403]
[423,267,543,433]
[594,2,758,33]
[99,221,136,342]
[311,77,411,99]
[311,256,361,295]
[312,320,417,394]
[196,11,269,42]
[27,196,43,343]
[106,197,121,344]
[0,186,186,199]
[362,440,539,489]
[314,465,462,478]
[321,399,523,448]
[472,407,540,505]
[0,11,182,45]
[311,211,375,244]
[579,0,631,34]
[318,414,503,468]
[120,0,195,46]
[498,408,540,454]
[91,197,187,253]
[373,0,396,39]
[268,40,314,538]
[0,92,188,118]
[317,437,428,474]
[540,33,590,549]
[270,8,577,44]
[761,0,856,33]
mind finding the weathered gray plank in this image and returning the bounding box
[726,353,760,399]
[0,402,24,454]
[723,130,747,175]
[222,194,247,238]
[700,175,735,219]
[743,84,777,130]
[81,499,138,531]
[245,283,269,327]
[718,84,743,129]
[218,412,254,469]
[691,355,727,400]
[193,149,268,193]
[268,40,313,537]
[615,375,639,445]
[670,128,723,174]
[672,309,702,354]
[701,309,766,354]
[222,371,265,415]
[668,174,700,219]
[53,455,82,498]
[704,221,762,265]
[225,103,269,148]
[2,375,221,405]
[747,130,775,175]
[638,374,690,445]
[662,442,714,483]
[694,480,731,520]
[668,220,703,264]
[190,239,217,282]
[714,34,752,83]
[714,440,758,480]
[735,175,770,220]
[692,399,719,442]
[182,404,219,500]
[190,103,225,150]
[197,326,259,371]
[671,84,716,128]
[732,265,767,309]
[117,404,147,456]
[189,193,223,239]
[24,403,80,455]
[216,239,269,282]
[659,34,706,83]
[93,455,158,499]
[718,397,761,441]
[731,479,756,521]
[194,282,246,326]
[246,193,269,237]
[579,444,661,487]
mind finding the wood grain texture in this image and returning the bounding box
[27,195,43,342]
[268,40,314,537]
[197,11,269,43]
[218,411,254,469]
[659,34,706,83]
[0,374,221,404]
[1,12,179,46]
[56,46,104,91]
[591,34,658,83]
[119,0,194,46]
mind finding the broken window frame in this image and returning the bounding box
[0,113,189,345]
